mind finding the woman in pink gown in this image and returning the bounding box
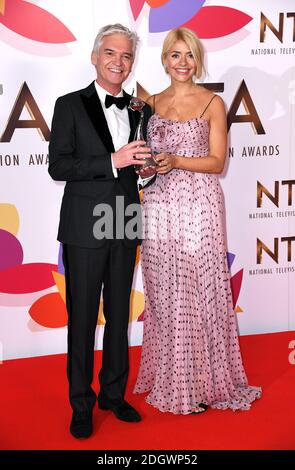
[134,27,261,414]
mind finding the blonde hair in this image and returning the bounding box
[161,27,204,79]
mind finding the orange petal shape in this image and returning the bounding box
[135,245,141,266]
[0,0,5,15]
[0,203,19,235]
[0,0,76,44]
[146,0,169,7]
[52,271,66,303]
[29,292,67,328]
[97,301,105,325]
[235,305,243,313]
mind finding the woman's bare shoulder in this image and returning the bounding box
[197,85,224,107]
[210,94,225,112]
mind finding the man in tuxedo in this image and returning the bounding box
[49,24,154,439]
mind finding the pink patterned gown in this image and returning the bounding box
[134,112,262,414]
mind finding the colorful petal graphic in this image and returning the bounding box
[146,0,169,7]
[50,269,143,327]
[0,203,19,236]
[97,301,105,325]
[57,243,65,275]
[135,245,141,266]
[182,6,253,39]
[129,0,145,20]
[137,310,144,322]
[230,269,243,308]
[149,0,205,33]
[227,252,235,270]
[29,292,67,328]
[0,0,76,44]
[0,263,58,294]
[52,271,66,303]
[0,0,5,16]
[0,229,23,271]
[130,290,145,322]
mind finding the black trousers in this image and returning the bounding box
[62,241,137,413]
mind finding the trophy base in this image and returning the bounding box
[134,156,157,178]
[141,156,157,169]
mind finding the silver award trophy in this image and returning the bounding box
[128,95,157,171]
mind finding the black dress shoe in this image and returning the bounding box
[98,399,141,422]
[70,410,93,439]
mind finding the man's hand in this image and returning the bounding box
[112,141,152,169]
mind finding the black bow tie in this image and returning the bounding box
[105,94,129,110]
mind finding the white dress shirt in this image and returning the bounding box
[94,81,154,186]
[94,81,129,178]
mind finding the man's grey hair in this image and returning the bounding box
[93,23,139,54]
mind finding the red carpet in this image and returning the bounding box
[0,331,294,450]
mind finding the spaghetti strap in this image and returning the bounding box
[148,94,157,112]
[153,94,156,113]
[199,95,216,119]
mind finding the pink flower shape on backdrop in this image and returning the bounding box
[0,0,76,43]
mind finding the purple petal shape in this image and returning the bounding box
[149,0,205,33]
[0,229,23,271]
[227,252,235,269]
[58,243,65,275]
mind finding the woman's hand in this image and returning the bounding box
[155,153,175,174]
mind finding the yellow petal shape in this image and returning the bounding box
[0,203,19,235]
[0,0,5,15]
[129,290,145,322]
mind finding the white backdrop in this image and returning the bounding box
[0,0,294,360]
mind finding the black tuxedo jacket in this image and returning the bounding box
[48,82,152,248]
